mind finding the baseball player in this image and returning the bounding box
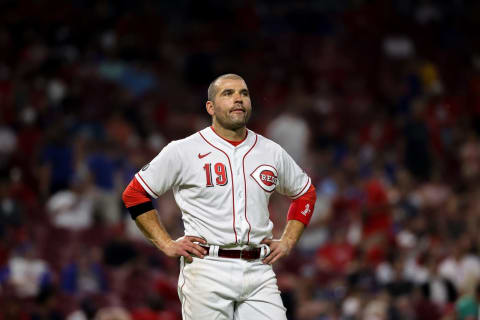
[122,74,316,319]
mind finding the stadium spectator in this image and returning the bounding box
[7,244,51,298]
[46,173,96,231]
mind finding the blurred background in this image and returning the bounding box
[1,0,480,319]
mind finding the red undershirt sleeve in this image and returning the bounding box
[122,177,154,219]
[287,184,316,226]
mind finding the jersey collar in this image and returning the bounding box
[209,126,248,147]
[200,126,256,150]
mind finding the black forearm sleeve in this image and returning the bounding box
[126,201,154,220]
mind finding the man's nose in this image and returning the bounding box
[234,92,244,103]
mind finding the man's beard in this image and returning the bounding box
[213,104,251,130]
[216,113,248,130]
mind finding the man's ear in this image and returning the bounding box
[206,101,215,116]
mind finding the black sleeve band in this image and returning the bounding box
[127,201,154,220]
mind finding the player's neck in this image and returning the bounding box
[211,124,247,142]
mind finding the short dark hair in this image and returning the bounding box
[207,74,244,102]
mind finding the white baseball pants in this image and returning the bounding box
[178,251,287,320]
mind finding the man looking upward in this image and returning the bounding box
[122,74,316,319]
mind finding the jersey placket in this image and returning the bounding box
[232,148,243,243]
[232,146,248,245]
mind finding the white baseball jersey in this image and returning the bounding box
[135,126,311,246]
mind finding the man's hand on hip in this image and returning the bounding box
[163,236,207,263]
[261,220,305,265]
[260,237,295,265]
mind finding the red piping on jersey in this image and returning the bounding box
[199,131,238,244]
[137,172,160,198]
[210,126,248,146]
[242,134,257,244]
[291,177,311,199]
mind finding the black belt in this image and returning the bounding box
[201,245,261,261]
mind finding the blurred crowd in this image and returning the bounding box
[2,0,480,319]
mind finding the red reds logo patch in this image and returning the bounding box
[251,165,278,192]
[260,170,278,186]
